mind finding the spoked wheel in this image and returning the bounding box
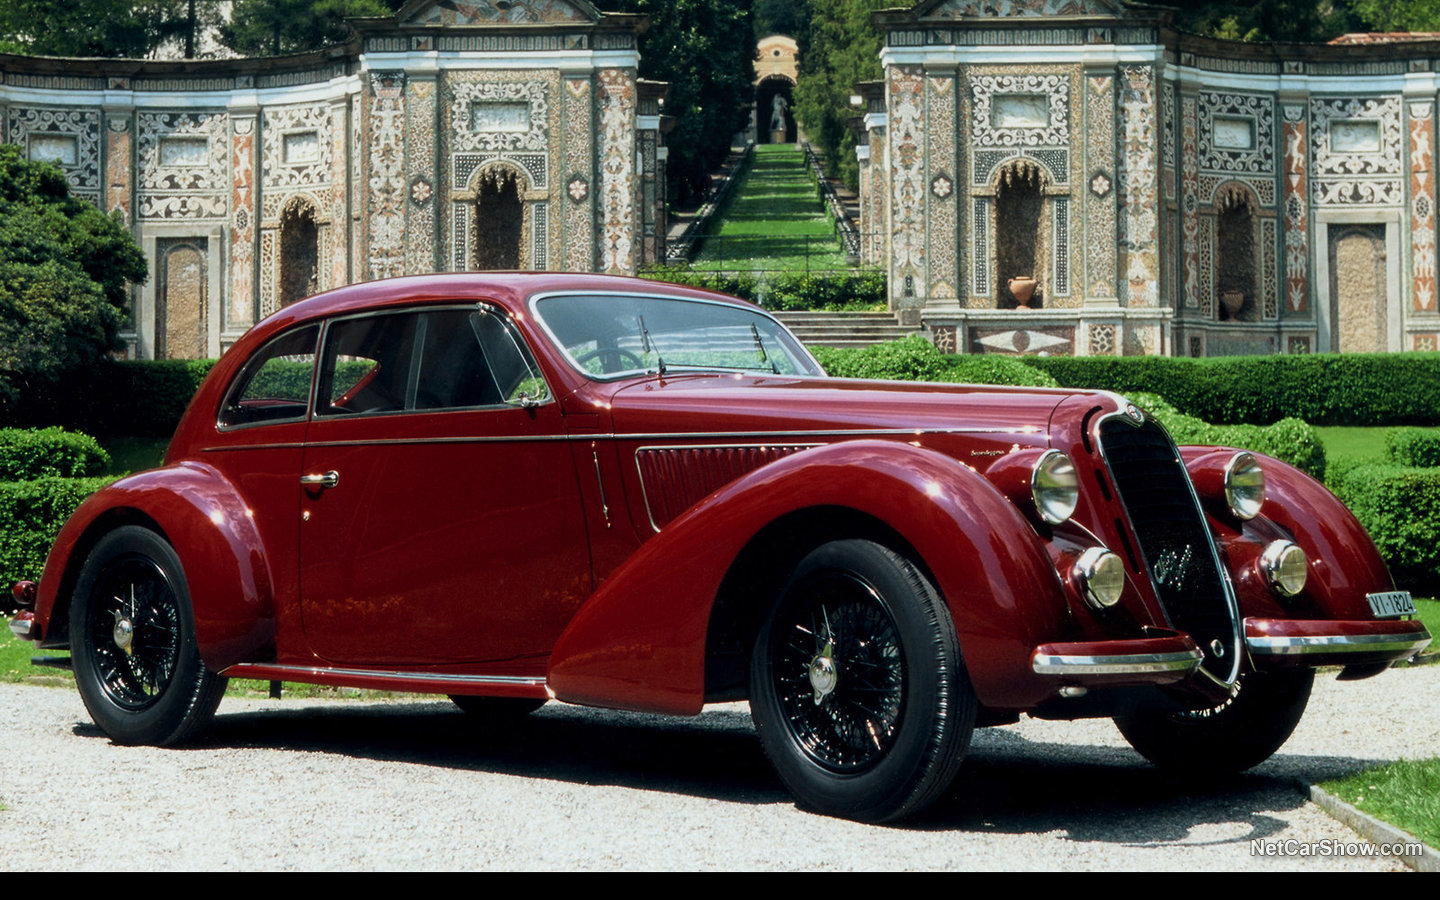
[750,540,976,822]
[70,527,226,746]
[1114,669,1314,775]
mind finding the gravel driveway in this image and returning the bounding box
[2,663,1435,871]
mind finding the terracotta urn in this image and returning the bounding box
[1219,289,1244,317]
[1008,276,1037,308]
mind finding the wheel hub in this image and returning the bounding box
[809,654,838,704]
[110,611,134,656]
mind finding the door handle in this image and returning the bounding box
[300,470,339,489]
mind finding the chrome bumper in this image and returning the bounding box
[1245,617,1431,665]
[1031,633,1203,685]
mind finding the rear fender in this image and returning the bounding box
[32,462,275,671]
[547,440,1068,715]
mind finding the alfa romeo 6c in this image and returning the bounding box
[6,273,1431,822]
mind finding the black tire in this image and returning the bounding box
[448,695,547,722]
[1114,669,1314,775]
[749,539,976,822]
[69,526,226,746]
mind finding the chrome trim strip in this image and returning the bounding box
[1246,629,1433,657]
[221,663,547,687]
[1031,648,1203,676]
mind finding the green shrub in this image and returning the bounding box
[0,475,112,583]
[1023,352,1440,426]
[814,335,949,381]
[1385,427,1440,467]
[0,427,109,480]
[3,358,215,437]
[1126,393,1327,480]
[1329,464,1440,592]
[936,355,1059,388]
[638,267,886,311]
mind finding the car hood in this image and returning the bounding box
[605,373,1086,443]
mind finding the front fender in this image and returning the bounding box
[33,462,274,671]
[547,440,1068,715]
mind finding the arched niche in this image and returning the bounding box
[992,158,1051,309]
[461,161,535,271]
[756,74,796,144]
[1213,183,1260,322]
[278,195,320,308]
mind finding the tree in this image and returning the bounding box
[0,0,225,58]
[793,0,887,191]
[609,0,755,207]
[1347,0,1440,31]
[1167,1,1360,42]
[220,0,391,56]
[0,146,147,413]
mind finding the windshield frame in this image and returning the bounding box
[528,290,824,382]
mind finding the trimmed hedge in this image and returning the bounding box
[2,358,215,437]
[1022,352,1440,427]
[1385,427,1440,468]
[815,335,1059,387]
[1329,465,1440,591]
[0,427,109,480]
[1129,393,1327,481]
[0,475,113,584]
[639,267,887,312]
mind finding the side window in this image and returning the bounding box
[218,325,319,428]
[317,305,549,417]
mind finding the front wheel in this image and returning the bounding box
[70,527,226,746]
[749,540,976,822]
[1114,669,1314,775]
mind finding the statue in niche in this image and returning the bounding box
[770,94,789,133]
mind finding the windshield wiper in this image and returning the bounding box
[750,323,780,374]
[637,315,666,376]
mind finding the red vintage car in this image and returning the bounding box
[6,273,1432,822]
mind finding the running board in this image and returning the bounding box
[221,662,550,699]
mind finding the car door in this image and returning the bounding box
[297,303,591,666]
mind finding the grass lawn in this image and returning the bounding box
[1319,758,1440,849]
[1315,426,1394,467]
[693,144,849,273]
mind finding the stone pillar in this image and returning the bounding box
[596,67,637,275]
[1409,100,1435,314]
[887,65,925,314]
[404,72,439,275]
[1281,100,1309,315]
[366,71,407,281]
[329,97,350,290]
[1118,65,1158,309]
[924,67,959,310]
[229,112,258,331]
[562,73,596,272]
[1083,68,1116,305]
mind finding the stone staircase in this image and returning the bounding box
[773,311,918,349]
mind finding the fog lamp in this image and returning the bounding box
[1260,540,1307,598]
[1075,547,1125,609]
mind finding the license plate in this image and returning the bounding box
[1367,591,1416,618]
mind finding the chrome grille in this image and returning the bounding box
[1098,416,1240,683]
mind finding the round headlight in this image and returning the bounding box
[1075,547,1125,609]
[1224,452,1265,520]
[1032,450,1078,525]
[1260,540,1307,597]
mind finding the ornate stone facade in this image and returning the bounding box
[867,0,1440,356]
[0,0,664,358]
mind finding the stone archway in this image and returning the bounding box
[756,75,796,144]
[156,238,207,360]
[278,196,319,308]
[993,159,1050,309]
[470,164,529,270]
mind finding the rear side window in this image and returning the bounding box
[218,325,319,428]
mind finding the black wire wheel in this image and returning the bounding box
[70,527,227,746]
[750,539,976,822]
[1114,668,1314,775]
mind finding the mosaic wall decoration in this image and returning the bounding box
[8,107,102,199]
[932,325,957,353]
[1053,196,1070,296]
[1282,105,1308,311]
[350,93,363,284]
[1123,323,1156,356]
[971,74,1069,148]
[1089,323,1116,355]
[1198,207,1215,319]
[1198,91,1275,175]
[104,116,132,224]
[329,99,349,290]
[261,103,333,206]
[1414,334,1438,351]
[1410,102,1436,312]
[1262,217,1278,319]
[597,67,636,275]
[1189,335,1204,357]
[450,80,549,153]
[930,1,1121,19]
[230,116,256,326]
[402,0,591,26]
[562,76,594,272]
[1311,95,1403,206]
[367,71,407,280]
[1198,173,1274,207]
[1181,94,1199,310]
[1289,335,1312,353]
[972,326,1075,355]
[889,65,927,299]
[972,196,990,297]
[1161,82,1176,202]
[137,111,229,219]
[1085,74,1115,299]
[406,78,437,274]
[927,74,957,300]
[1119,65,1158,307]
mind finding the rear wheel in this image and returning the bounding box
[1114,669,1314,774]
[749,540,975,822]
[70,527,226,746]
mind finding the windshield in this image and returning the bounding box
[533,293,823,380]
